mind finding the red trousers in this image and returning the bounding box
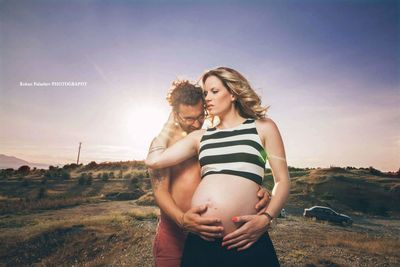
[153,214,187,267]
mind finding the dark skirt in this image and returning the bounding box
[180,232,280,267]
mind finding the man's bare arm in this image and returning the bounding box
[147,133,186,227]
[149,167,187,226]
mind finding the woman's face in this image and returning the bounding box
[203,75,236,116]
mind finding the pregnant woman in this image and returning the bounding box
[146,67,290,267]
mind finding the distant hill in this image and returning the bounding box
[0,154,49,169]
[268,167,400,216]
[1,159,399,216]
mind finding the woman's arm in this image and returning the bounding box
[260,118,290,218]
[145,113,202,169]
[222,118,290,250]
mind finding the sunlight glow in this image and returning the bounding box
[119,100,170,154]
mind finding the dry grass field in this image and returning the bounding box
[0,201,399,267]
[0,162,399,266]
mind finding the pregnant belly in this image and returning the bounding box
[191,174,259,235]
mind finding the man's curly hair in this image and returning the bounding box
[166,80,204,112]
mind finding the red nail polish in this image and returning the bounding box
[232,217,238,222]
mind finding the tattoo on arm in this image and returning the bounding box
[149,168,169,191]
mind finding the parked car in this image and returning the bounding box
[303,206,353,226]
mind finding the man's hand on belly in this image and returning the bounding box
[255,186,271,213]
[182,205,224,241]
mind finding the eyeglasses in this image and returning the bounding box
[177,112,206,125]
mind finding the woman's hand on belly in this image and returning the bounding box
[221,214,271,251]
[182,204,224,240]
[191,174,260,235]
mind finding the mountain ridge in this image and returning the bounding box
[0,154,49,169]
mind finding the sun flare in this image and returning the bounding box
[119,100,170,155]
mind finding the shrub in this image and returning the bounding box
[44,171,53,179]
[37,187,47,199]
[118,170,123,179]
[131,177,138,185]
[61,170,71,180]
[132,170,148,179]
[109,172,115,178]
[124,173,132,179]
[63,163,79,170]
[49,165,57,171]
[369,167,383,176]
[78,173,88,185]
[86,176,93,185]
[0,169,14,179]
[329,166,345,171]
[288,166,305,172]
[87,161,98,170]
[345,166,357,170]
[18,165,30,175]
[102,172,109,181]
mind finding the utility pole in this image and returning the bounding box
[77,142,82,164]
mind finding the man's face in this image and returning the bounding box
[175,101,205,133]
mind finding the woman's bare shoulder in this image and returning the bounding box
[255,117,278,130]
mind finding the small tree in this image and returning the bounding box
[131,177,139,186]
[18,165,30,176]
[49,165,57,171]
[87,161,98,170]
[44,171,53,179]
[102,172,109,181]
[63,163,79,170]
[369,166,382,176]
[61,170,71,180]
[37,187,47,199]
[78,173,88,185]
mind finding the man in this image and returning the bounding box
[147,80,270,267]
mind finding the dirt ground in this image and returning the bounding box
[0,201,399,267]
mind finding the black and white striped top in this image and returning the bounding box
[198,118,268,185]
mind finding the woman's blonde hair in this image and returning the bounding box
[201,67,269,119]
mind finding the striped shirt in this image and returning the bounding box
[198,118,268,185]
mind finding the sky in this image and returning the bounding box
[0,0,399,171]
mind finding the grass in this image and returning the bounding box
[324,232,399,257]
[124,209,158,221]
[0,163,399,266]
[0,196,100,215]
[0,201,157,267]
